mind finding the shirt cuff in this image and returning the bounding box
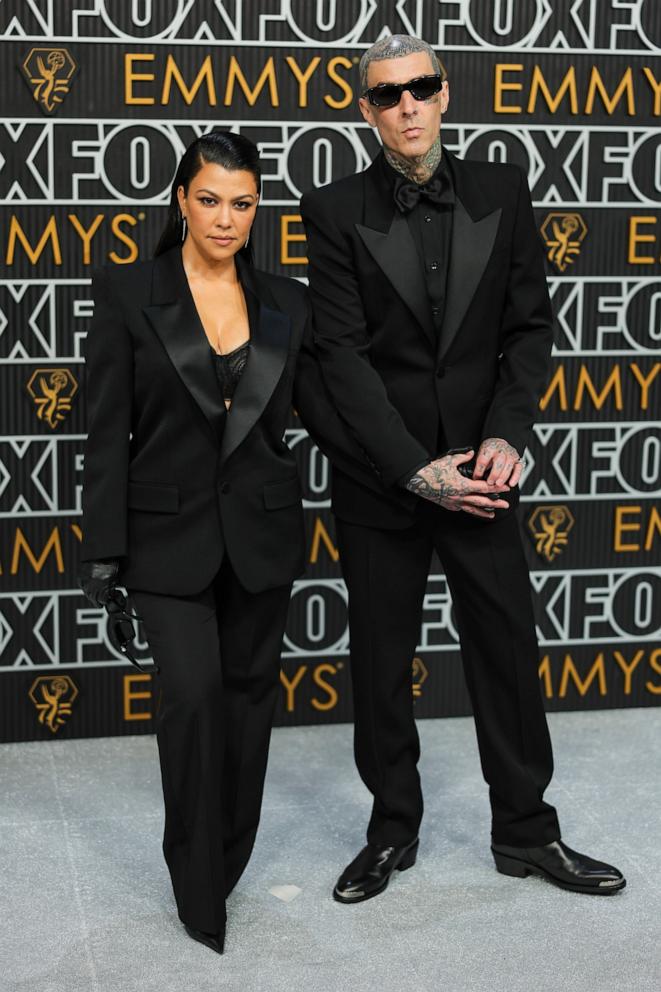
[397,459,430,489]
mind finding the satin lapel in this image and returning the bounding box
[438,198,502,360]
[143,249,226,443]
[356,212,435,346]
[219,280,291,467]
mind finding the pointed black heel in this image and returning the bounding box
[184,924,225,954]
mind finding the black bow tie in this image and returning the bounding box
[393,175,454,213]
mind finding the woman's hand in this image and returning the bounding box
[78,559,120,606]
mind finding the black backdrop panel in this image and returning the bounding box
[0,2,659,742]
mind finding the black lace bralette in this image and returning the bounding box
[211,341,250,401]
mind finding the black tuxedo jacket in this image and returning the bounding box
[300,150,553,529]
[81,246,376,595]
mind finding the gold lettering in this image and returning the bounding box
[527,66,578,115]
[123,673,153,721]
[311,664,339,711]
[538,655,553,699]
[628,216,656,264]
[280,214,307,265]
[642,66,661,116]
[6,216,61,265]
[645,506,661,551]
[614,506,641,552]
[68,214,104,265]
[125,53,155,105]
[573,364,623,411]
[646,649,661,694]
[109,214,139,264]
[325,56,353,110]
[280,665,307,712]
[558,653,607,698]
[161,54,216,106]
[494,63,523,113]
[70,524,82,542]
[613,649,645,694]
[285,55,321,107]
[224,56,278,107]
[585,67,635,116]
[309,517,339,564]
[630,361,661,409]
[539,365,568,411]
[11,527,64,575]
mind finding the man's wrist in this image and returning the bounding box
[399,459,431,490]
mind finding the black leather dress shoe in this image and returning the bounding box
[492,839,626,895]
[184,924,225,954]
[333,838,419,904]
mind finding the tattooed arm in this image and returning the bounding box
[406,449,510,520]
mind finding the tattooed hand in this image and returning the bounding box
[406,449,510,519]
[473,438,523,487]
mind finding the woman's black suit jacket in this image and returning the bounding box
[81,245,375,596]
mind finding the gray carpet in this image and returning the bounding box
[2,708,659,992]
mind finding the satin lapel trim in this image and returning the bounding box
[143,297,226,443]
[219,296,291,467]
[438,198,502,360]
[356,212,435,346]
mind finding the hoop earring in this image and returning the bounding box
[244,229,251,248]
[181,216,187,242]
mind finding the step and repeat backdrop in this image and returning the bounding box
[1,1,659,742]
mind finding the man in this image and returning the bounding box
[300,35,624,902]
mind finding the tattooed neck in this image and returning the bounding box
[384,137,442,184]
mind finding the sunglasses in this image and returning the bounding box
[363,73,444,108]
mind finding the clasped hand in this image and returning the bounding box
[407,438,521,520]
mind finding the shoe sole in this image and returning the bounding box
[492,849,626,895]
[332,841,419,905]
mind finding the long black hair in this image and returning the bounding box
[154,130,261,260]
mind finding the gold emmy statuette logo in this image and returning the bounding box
[541,212,587,272]
[29,676,79,733]
[27,368,78,429]
[20,48,78,115]
[412,657,429,699]
[528,505,575,562]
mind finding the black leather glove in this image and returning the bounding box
[78,559,152,672]
[78,559,120,606]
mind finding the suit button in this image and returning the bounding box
[436,366,446,378]
[431,306,441,317]
[220,482,231,494]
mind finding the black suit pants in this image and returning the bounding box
[131,558,291,937]
[336,506,561,849]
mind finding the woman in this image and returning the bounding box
[78,131,377,954]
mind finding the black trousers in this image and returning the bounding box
[336,505,561,849]
[131,558,291,937]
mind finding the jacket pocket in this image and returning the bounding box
[128,481,179,514]
[263,476,302,510]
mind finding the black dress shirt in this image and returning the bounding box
[380,152,456,484]
[383,151,455,339]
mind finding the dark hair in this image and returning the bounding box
[154,130,261,260]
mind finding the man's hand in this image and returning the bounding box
[406,450,510,519]
[473,437,523,487]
